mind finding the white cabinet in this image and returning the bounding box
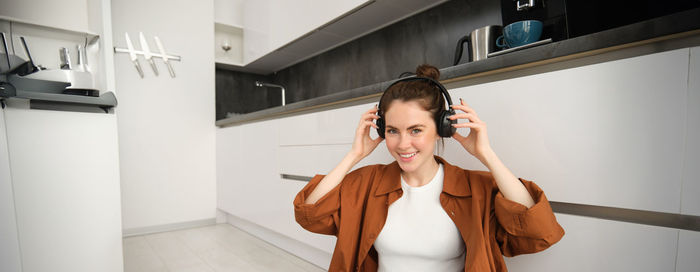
[242,0,369,66]
[3,103,123,272]
[0,109,21,272]
[681,46,700,216]
[444,48,689,214]
[217,119,338,269]
[266,0,367,53]
[214,0,244,67]
[218,45,698,270]
[0,0,90,34]
[214,0,244,28]
[241,0,270,65]
[217,0,448,73]
[0,0,123,271]
[505,214,679,272]
[215,23,244,66]
[676,230,700,272]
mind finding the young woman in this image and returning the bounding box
[294,65,564,271]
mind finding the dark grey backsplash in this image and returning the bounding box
[215,70,278,118]
[216,0,502,120]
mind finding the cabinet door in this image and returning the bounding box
[681,46,700,216]
[0,109,22,272]
[0,0,90,33]
[444,48,689,213]
[214,0,244,27]
[676,230,700,272]
[242,0,271,64]
[505,214,678,272]
[4,105,123,272]
[242,0,369,64]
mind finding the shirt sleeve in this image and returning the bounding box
[293,174,342,236]
[493,178,565,256]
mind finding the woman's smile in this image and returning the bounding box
[398,151,417,162]
[399,152,417,158]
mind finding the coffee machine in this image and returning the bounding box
[501,0,700,41]
[500,0,569,42]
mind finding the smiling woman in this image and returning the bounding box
[293,64,564,272]
[384,100,442,185]
[385,104,434,163]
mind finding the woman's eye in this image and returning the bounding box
[387,129,398,134]
[411,129,422,134]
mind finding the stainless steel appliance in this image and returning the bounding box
[453,25,502,65]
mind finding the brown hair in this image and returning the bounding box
[379,64,444,121]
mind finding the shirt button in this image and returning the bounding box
[451,211,455,217]
[369,233,376,239]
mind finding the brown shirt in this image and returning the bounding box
[294,156,564,272]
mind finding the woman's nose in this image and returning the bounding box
[398,134,411,149]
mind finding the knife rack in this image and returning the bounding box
[113,48,181,61]
[113,32,181,78]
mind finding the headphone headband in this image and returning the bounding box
[376,76,456,138]
[377,76,454,115]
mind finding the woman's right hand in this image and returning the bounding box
[349,106,384,163]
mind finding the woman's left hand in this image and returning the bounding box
[450,98,494,163]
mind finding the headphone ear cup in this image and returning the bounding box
[376,117,385,138]
[437,110,457,137]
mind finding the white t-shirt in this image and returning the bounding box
[373,164,466,271]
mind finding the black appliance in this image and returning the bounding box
[500,0,700,42]
[500,0,568,41]
[564,0,700,38]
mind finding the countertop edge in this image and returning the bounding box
[217,8,700,128]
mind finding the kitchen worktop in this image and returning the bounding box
[216,8,700,127]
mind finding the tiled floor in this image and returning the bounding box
[123,223,325,272]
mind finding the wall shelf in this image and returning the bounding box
[215,22,244,68]
[1,12,112,113]
[1,89,117,113]
[1,75,116,112]
[214,21,243,30]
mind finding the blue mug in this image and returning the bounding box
[496,20,543,49]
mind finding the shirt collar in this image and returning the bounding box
[375,156,472,197]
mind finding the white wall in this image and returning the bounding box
[112,0,217,232]
[217,46,699,270]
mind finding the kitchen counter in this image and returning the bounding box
[216,8,700,127]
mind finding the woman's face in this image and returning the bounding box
[384,100,440,174]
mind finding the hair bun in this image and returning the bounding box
[415,64,440,81]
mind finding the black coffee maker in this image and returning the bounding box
[500,0,568,42]
[501,0,700,41]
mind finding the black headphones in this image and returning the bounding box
[376,76,456,138]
